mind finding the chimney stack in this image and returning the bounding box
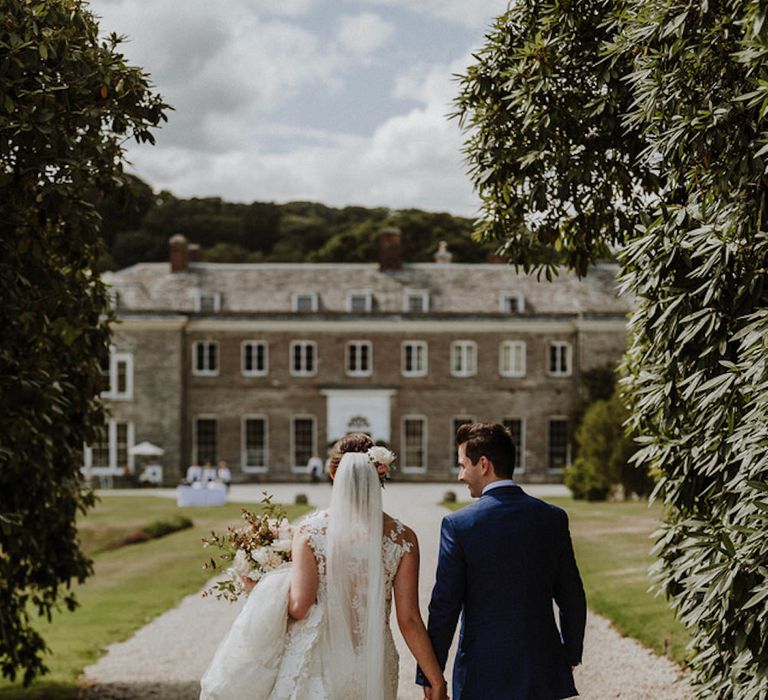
[434,240,453,264]
[169,234,189,273]
[378,227,402,271]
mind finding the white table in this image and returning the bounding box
[176,483,227,507]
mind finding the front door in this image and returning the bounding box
[322,389,395,445]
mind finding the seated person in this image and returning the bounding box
[201,461,217,483]
[217,460,231,489]
[186,461,202,483]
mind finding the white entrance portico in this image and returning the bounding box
[321,389,395,444]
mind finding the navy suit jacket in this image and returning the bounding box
[418,486,586,699]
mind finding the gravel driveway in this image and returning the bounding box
[81,483,691,699]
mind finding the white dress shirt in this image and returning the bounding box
[482,479,517,495]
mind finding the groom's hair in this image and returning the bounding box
[456,422,516,478]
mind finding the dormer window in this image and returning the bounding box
[404,289,429,313]
[347,290,373,313]
[196,291,221,313]
[500,292,525,314]
[292,292,318,313]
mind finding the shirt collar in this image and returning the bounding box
[482,479,517,495]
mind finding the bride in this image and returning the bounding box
[200,439,448,700]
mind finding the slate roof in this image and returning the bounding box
[104,261,630,317]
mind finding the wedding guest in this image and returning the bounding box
[201,461,217,483]
[217,460,231,490]
[186,460,202,484]
[307,454,323,483]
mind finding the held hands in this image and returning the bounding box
[423,679,449,700]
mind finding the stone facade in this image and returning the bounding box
[90,233,630,484]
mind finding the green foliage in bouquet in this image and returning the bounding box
[0,0,167,685]
[456,1,768,696]
[202,495,293,602]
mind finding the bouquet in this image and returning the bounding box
[202,494,293,601]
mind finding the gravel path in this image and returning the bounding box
[81,484,691,699]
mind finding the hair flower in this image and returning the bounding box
[367,446,396,485]
[367,445,395,466]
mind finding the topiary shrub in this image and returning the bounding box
[564,458,611,502]
[294,493,308,506]
[443,491,457,503]
[565,393,650,501]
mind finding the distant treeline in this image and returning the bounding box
[96,175,497,271]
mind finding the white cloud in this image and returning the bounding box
[91,0,344,149]
[90,0,490,215]
[123,54,481,215]
[336,13,395,58]
[347,0,510,29]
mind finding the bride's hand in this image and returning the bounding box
[425,678,449,700]
[240,576,256,594]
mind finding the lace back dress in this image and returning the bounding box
[269,509,413,700]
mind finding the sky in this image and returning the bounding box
[88,0,509,217]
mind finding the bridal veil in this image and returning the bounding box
[325,452,386,700]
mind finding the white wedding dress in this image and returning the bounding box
[200,508,413,700]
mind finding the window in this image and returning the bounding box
[84,420,134,473]
[292,292,318,313]
[451,416,474,472]
[402,416,427,472]
[193,341,219,376]
[503,418,525,472]
[548,418,570,471]
[196,291,221,312]
[347,290,373,313]
[402,341,428,377]
[242,341,268,376]
[91,425,110,468]
[549,341,572,376]
[451,341,477,377]
[500,292,525,313]
[243,416,267,471]
[108,288,120,309]
[404,289,429,313]
[195,417,218,464]
[100,350,133,399]
[500,341,526,377]
[346,341,372,376]
[290,340,316,376]
[292,416,316,470]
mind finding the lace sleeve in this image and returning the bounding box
[297,511,328,577]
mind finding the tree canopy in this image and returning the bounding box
[95,182,500,269]
[0,0,167,684]
[457,1,768,697]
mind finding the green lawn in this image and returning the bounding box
[446,497,689,666]
[0,495,310,699]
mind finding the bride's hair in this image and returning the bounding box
[325,452,385,699]
[327,432,374,477]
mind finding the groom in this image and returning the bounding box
[417,422,586,699]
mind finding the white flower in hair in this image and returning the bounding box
[367,445,396,466]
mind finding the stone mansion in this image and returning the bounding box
[88,229,630,484]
